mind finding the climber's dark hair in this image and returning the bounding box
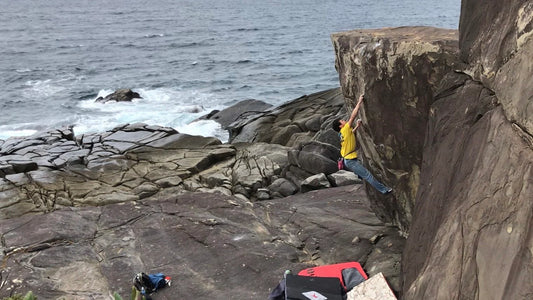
[331,118,342,132]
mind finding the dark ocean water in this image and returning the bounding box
[0,0,460,141]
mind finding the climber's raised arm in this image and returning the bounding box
[347,94,364,127]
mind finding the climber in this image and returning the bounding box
[331,94,392,194]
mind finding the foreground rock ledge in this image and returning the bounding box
[0,186,404,299]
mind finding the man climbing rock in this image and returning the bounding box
[332,94,392,194]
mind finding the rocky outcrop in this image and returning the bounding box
[95,88,142,103]
[0,124,224,218]
[226,88,352,191]
[229,88,345,148]
[331,27,460,231]
[198,99,273,129]
[0,125,289,219]
[0,87,360,222]
[332,2,532,299]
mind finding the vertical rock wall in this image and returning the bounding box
[331,27,459,232]
[403,1,533,299]
[460,0,533,133]
[332,1,532,299]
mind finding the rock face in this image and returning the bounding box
[403,75,532,300]
[402,1,533,299]
[332,2,532,299]
[459,0,533,135]
[331,27,460,232]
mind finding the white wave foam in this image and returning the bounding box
[0,123,38,140]
[144,33,165,38]
[0,130,37,140]
[178,120,229,142]
[74,87,230,142]
[23,79,66,98]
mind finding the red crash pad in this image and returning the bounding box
[297,262,368,290]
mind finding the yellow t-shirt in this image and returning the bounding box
[340,123,357,159]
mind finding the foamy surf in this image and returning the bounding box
[73,88,230,142]
[0,128,38,140]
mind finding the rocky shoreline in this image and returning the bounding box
[0,88,405,299]
[0,88,362,215]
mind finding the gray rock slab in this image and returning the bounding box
[200,99,273,129]
[145,133,222,149]
[229,88,345,146]
[0,185,404,299]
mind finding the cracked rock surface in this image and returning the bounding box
[0,89,402,298]
[0,185,403,299]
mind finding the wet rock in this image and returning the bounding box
[95,88,142,103]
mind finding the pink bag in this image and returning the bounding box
[337,158,344,170]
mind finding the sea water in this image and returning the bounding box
[0,0,460,142]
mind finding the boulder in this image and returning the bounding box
[295,141,339,175]
[268,178,298,198]
[328,170,362,187]
[229,88,346,148]
[347,273,397,300]
[300,173,331,193]
[95,89,142,103]
[331,26,460,232]
[331,4,533,299]
[199,99,273,129]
